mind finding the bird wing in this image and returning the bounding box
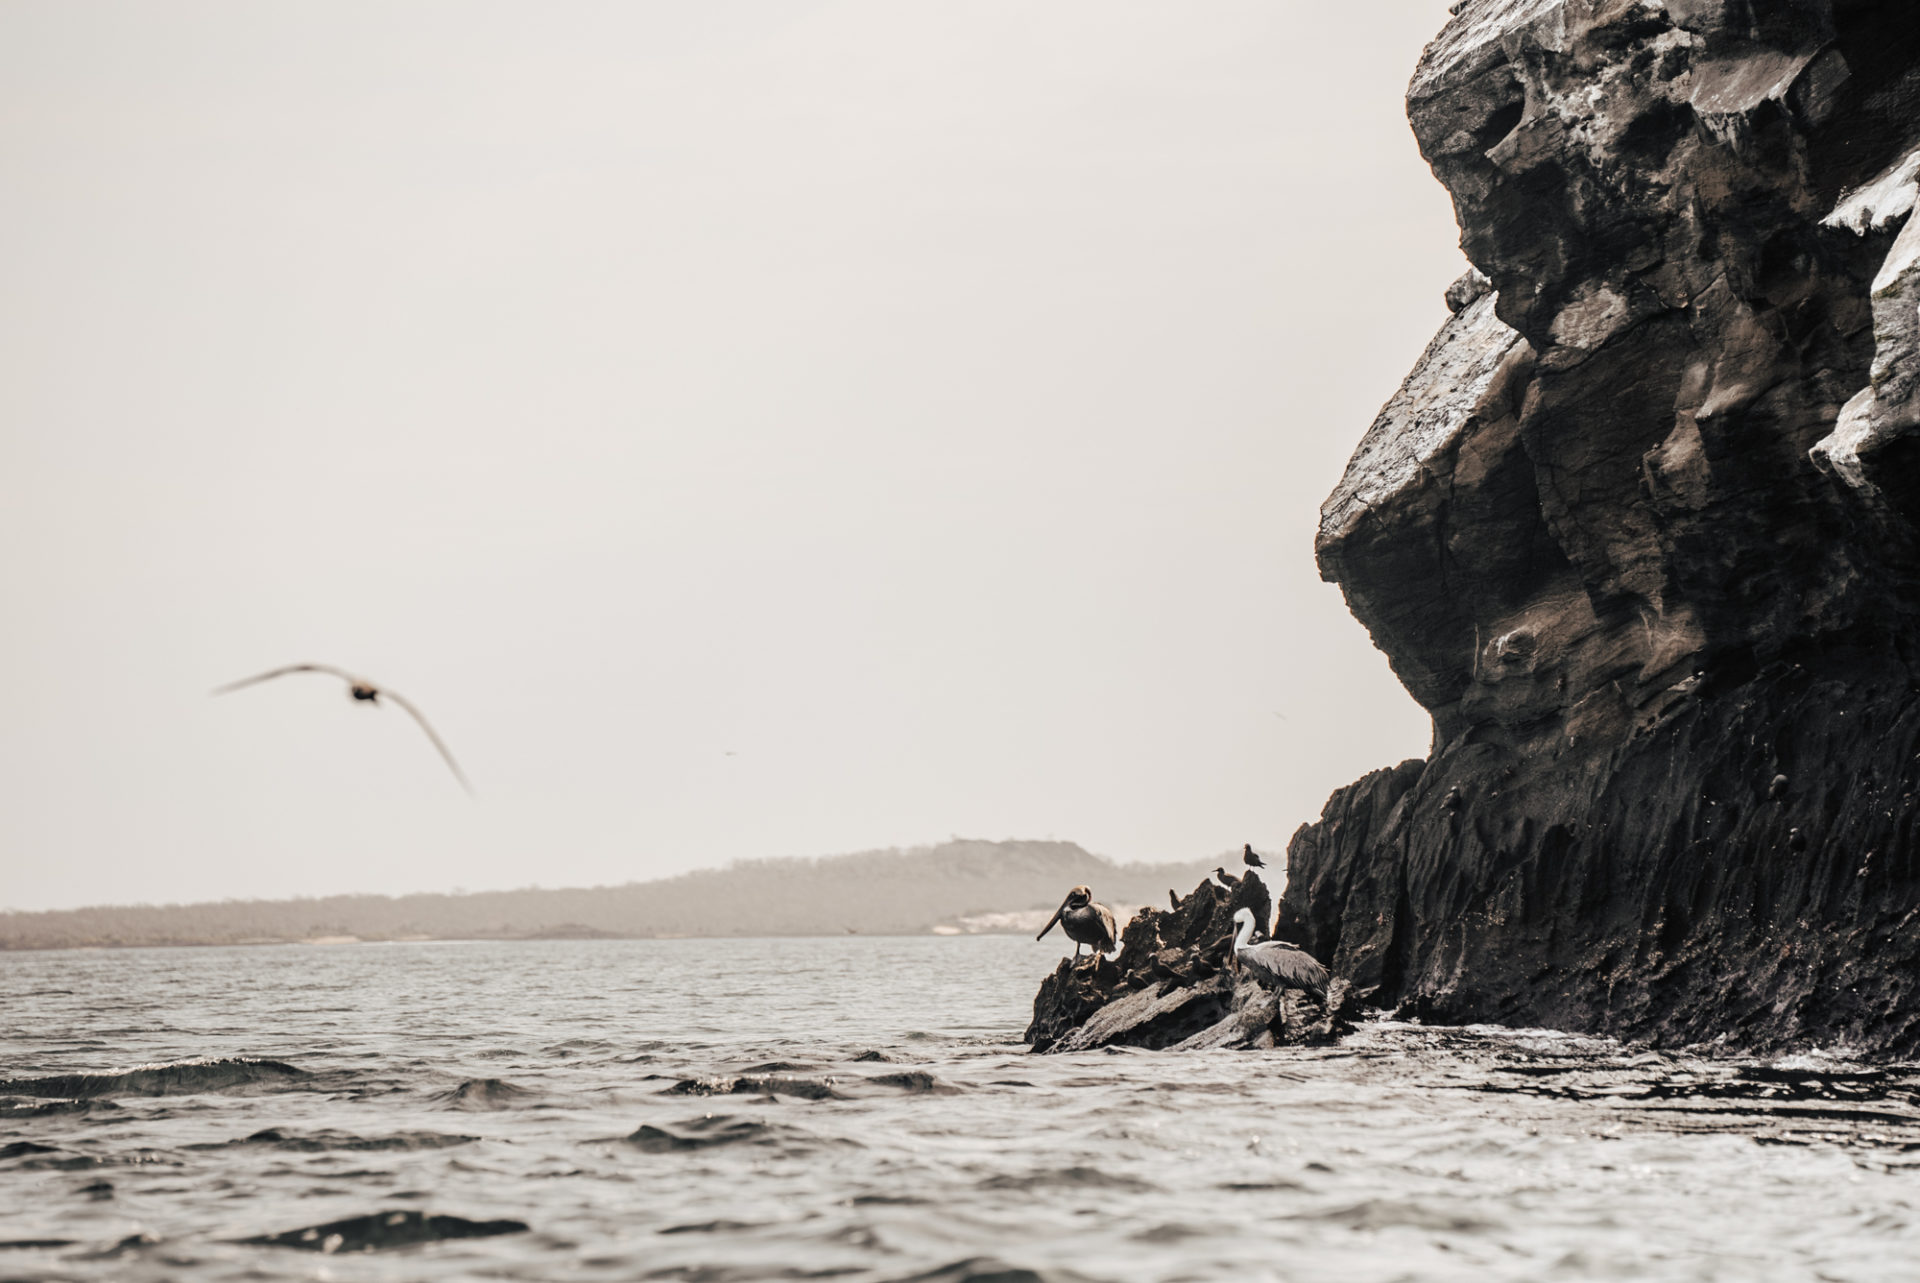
[375,688,473,795]
[211,663,360,695]
[1243,943,1329,995]
[1092,902,1117,952]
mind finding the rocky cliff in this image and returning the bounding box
[1286,0,1920,1056]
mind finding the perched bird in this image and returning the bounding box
[1168,889,1181,911]
[1228,907,1328,1005]
[213,663,470,793]
[1036,885,1117,962]
[1213,865,1241,889]
[1768,774,1789,800]
[1243,843,1267,870]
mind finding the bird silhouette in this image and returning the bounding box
[1243,843,1267,869]
[1036,885,1117,962]
[212,663,470,794]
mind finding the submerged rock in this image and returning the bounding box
[239,1210,528,1253]
[1293,0,1920,1056]
[664,1074,843,1100]
[1025,875,1348,1052]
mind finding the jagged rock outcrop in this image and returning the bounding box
[1024,875,1348,1052]
[1289,0,1920,1055]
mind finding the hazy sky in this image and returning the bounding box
[1,2,1464,911]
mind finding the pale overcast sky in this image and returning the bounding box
[1,1,1462,911]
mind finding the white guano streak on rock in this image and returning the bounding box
[1412,0,1563,103]
[1318,292,1527,550]
[1825,144,1920,237]
[1810,215,1920,491]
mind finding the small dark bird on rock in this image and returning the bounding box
[1788,827,1808,852]
[1036,885,1117,962]
[1442,786,1464,811]
[1243,843,1267,869]
[1168,889,1181,910]
[1213,866,1241,889]
[213,663,470,793]
[1768,774,1789,800]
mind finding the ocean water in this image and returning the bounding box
[4,937,1920,1282]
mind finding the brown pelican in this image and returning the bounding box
[1228,907,1328,1005]
[213,663,470,793]
[1036,885,1116,961]
[1243,843,1267,870]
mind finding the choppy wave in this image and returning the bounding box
[0,1098,118,1119]
[0,1057,305,1099]
[9,936,1920,1282]
[622,1113,850,1154]
[431,1077,537,1110]
[192,1128,480,1152]
[977,1166,1158,1193]
[892,1258,1101,1283]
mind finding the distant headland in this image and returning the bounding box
[0,840,1220,951]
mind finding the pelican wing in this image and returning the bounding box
[1240,942,1329,997]
[1091,902,1117,953]
[211,663,360,695]
[378,688,473,795]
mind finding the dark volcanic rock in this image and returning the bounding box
[240,1210,528,1253]
[1025,875,1345,1052]
[1294,0,1920,1056]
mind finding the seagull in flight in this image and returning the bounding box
[212,663,471,794]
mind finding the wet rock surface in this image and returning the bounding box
[1024,875,1350,1052]
[1296,0,1920,1056]
[239,1210,529,1253]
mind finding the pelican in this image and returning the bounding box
[1036,885,1116,962]
[1243,843,1267,870]
[213,663,470,793]
[1228,907,1328,1005]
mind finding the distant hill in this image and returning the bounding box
[0,840,1228,951]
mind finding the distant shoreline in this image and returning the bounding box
[0,839,1220,954]
[1,928,1080,955]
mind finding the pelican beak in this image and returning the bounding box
[1036,896,1070,941]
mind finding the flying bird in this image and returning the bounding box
[1243,843,1267,869]
[1036,885,1117,962]
[1228,907,1328,1005]
[212,663,470,794]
